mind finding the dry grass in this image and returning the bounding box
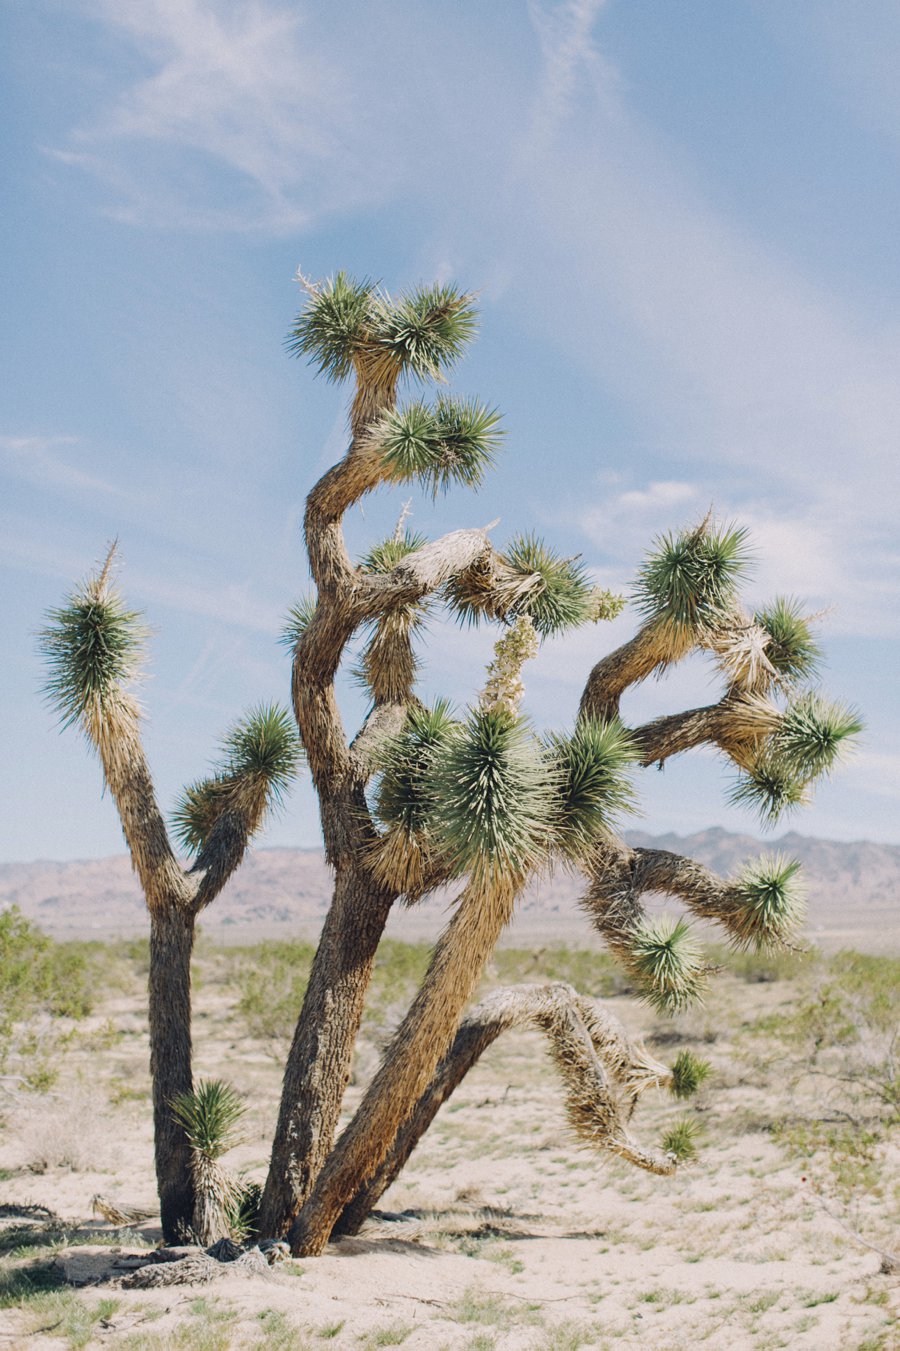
[0,934,895,1348]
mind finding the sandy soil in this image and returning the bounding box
[0,947,896,1350]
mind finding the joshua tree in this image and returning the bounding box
[39,271,860,1261]
[39,559,300,1241]
[255,273,860,1255]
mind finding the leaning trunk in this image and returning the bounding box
[289,877,518,1256]
[258,863,395,1238]
[334,1003,510,1236]
[148,903,196,1242]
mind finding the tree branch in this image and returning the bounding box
[335,980,673,1235]
[631,694,781,769]
[355,528,495,617]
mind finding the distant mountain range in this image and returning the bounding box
[1,828,897,952]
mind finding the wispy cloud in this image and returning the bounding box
[524,0,614,157]
[54,0,383,230]
[0,435,130,500]
[504,3,900,639]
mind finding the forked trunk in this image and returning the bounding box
[258,864,395,1238]
[149,904,196,1242]
[289,877,518,1255]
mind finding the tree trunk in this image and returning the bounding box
[149,904,196,1242]
[334,1006,509,1236]
[258,864,395,1238]
[289,878,517,1255]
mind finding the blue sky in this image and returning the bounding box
[2,0,899,862]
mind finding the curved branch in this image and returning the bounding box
[579,629,668,723]
[582,843,783,950]
[632,694,781,769]
[335,981,674,1236]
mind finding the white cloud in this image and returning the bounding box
[56,0,385,230]
[501,3,900,640]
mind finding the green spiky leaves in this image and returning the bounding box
[729,757,808,824]
[732,855,805,949]
[445,533,621,638]
[670,1050,712,1100]
[627,917,707,1014]
[370,397,502,496]
[374,701,458,838]
[41,566,144,732]
[501,535,610,638]
[361,530,429,575]
[731,694,861,825]
[635,519,750,640]
[280,595,317,651]
[287,272,374,382]
[375,283,479,382]
[774,694,862,780]
[357,531,432,701]
[430,709,552,886]
[755,597,821,683]
[172,704,301,855]
[223,704,301,795]
[287,274,477,386]
[662,1115,701,1162]
[171,1079,246,1161]
[548,719,638,862]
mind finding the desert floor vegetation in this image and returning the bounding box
[0,921,895,1349]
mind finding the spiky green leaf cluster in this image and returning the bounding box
[627,917,707,1014]
[733,855,805,949]
[171,777,233,854]
[280,595,317,651]
[729,757,808,824]
[501,535,600,638]
[286,272,376,381]
[171,1080,246,1161]
[221,704,302,798]
[375,284,479,380]
[662,1115,701,1162]
[547,719,637,861]
[670,1050,712,1100]
[373,701,459,836]
[361,529,428,574]
[287,275,477,385]
[731,694,861,825]
[223,1177,261,1243]
[634,520,750,635]
[755,597,821,682]
[771,694,862,780]
[171,704,301,854]
[430,709,552,880]
[41,584,144,729]
[372,397,502,495]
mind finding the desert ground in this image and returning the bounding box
[0,917,896,1350]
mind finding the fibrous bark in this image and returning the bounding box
[335,981,673,1237]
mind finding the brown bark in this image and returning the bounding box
[148,904,196,1242]
[257,861,396,1238]
[336,981,674,1236]
[581,843,756,950]
[288,877,520,1256]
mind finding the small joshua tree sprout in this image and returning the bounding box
[171,1080,247,1245]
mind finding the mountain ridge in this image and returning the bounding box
[1,828,896,949]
